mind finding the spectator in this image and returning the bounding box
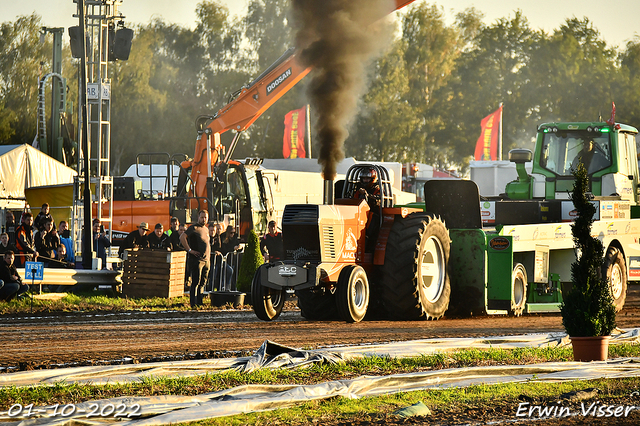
[15,212,37,267]
[0,232,18,256]
[0,251,28,301]
[260,220,284,263]
[148,223,171,250]
[221,225,240,256]
[208,222,230,290]
[50,244,74,268]
[92,221,111,269]
[210,222,223,254]
[166,217,179,236]
[118,222,149,257]
[35,218,60,266]
[180,210,211,307]
[58,221,74,263]
[167,217,182,250]
[4,211,16,246]
[34,203,55,233]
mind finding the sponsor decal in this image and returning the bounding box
[266,68,292,95]
[489,236,510,250]
[506,228,520,241]
[554,225,567,239]
[111,230,128,239]
[626,222,631,235]
[532,227,539,240]
[278,265,297,277]
[345,228,357,251]
[629,257,640,278]
[607,222,617,236]
[483,201,491,208]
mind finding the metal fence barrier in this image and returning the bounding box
[205,250,242,294]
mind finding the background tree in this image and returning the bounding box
[346,41,419,162]
[1,4,639,174]
[435,11,541,169]
[233,0,307,160]
[525,18,620,125]
[0,14,51,144]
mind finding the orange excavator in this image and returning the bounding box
[111,0,415,240]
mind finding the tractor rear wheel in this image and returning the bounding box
[336,265,369,323]
[296,288,338,320]
[603,246,627,312]
[380,214,450,320]
[251,267,285,321]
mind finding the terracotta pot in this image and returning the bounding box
[570,336,611,362]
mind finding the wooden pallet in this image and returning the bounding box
[122,249,186,298]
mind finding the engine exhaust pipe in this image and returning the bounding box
[323,179,334,205]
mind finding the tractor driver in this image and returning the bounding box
[353,167,382,252]
[353,167,381,210]
[571,137,610,174]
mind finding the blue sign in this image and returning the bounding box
[24,261,44,280]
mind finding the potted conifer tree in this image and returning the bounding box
[560,163,617,361]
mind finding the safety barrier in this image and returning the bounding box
[205,250,243,293]
[16,268,122,287]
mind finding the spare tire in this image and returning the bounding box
[380,214,450,320]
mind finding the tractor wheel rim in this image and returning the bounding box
[270,289,282,307]
[353,277,366,309]
[513,271,524,305]
[420,235,445,303]
[611,263,623,300]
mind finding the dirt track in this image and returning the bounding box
[1,287,639,371]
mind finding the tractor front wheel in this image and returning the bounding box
[251,267,285,321]
[336,265,369,323]
[603,246,627,312]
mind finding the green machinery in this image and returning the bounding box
[427,121,640,316]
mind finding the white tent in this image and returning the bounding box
[0,144,76,208]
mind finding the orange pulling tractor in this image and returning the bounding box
[251,164,451,322]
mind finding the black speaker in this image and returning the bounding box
[113,28,134,60]
[68,26,84,59]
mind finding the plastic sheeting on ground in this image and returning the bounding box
[2,328,639,388]
[2,358,640,425]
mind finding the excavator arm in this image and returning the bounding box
[185,0,416,209]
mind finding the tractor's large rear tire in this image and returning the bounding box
[336,265,369,323]
[603,246,627,312]
[251,267,285,321]
[380,214,450,320]
[296,288,338,320]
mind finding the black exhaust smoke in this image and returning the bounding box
[291,0,394,181]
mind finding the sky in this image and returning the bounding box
[2,0,639,49]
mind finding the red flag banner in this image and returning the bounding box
[606,101,616,126]
[283,106,307,158]
[474,106,502,161]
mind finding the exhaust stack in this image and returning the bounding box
[323,179,334,205]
